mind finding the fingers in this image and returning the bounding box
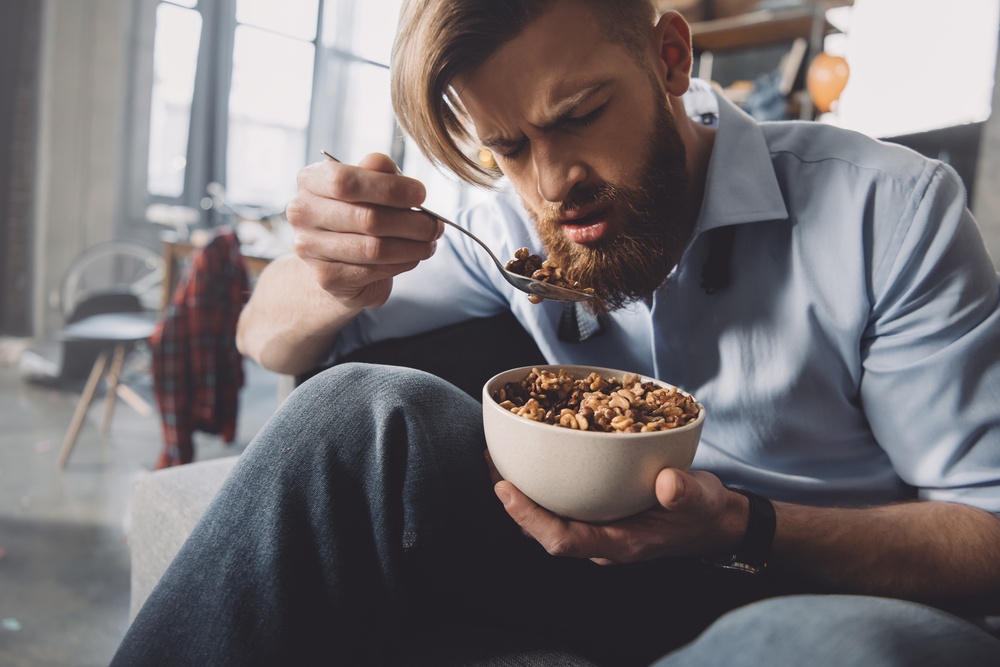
[494,481,602,559]
[291,209,431,307]
[292,196,438,265]
[494,469,735,566]
[286,153,442,309]
[484,450,503,486]
[299,152,426,208]
[288,184,441,243]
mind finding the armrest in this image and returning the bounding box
[128,456,240,620]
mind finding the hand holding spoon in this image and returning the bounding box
[321,151,594,303]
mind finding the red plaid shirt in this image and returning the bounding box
[151,229,249,468]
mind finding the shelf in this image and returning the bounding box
[690,3,850,53]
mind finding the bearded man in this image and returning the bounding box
[114,1,1000,665]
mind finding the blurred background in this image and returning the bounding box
[0,0,997,665]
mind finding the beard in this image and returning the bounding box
[528,98,693,316]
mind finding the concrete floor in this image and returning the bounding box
[0,341,279,666]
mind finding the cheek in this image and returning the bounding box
[598,80,665,181]
[597,112,657,185]
[499,162,545,213]
[570,109,658,190]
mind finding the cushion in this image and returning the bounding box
[128,455,239,619]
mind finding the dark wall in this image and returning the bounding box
[0,0,41,336]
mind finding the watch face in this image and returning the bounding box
[702,556,765,576]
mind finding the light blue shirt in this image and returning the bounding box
[333,87,1000,514]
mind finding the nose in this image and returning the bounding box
[532,144,587,203]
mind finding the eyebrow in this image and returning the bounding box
[480,79,613,151]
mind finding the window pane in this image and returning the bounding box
[348,0,402,65]
[321,0,401,66]
[336,62,395,164]
[834,0,999,137]
[227,26,316,209]
[401,137,464,220]
[147,3,202,197]
[237,0,319,41]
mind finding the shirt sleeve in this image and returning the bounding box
[860,160,1000,513]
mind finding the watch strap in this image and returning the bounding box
[705,485,776,575]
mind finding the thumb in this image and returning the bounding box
[655,467,695,510]
[495,480,555,533]
[358,152,401,174]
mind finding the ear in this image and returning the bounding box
[649,10,693,97]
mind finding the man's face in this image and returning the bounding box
[454,1,693,314]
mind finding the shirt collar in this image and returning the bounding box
[693,90,789,235]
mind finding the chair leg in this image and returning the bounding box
[115,383,152,417]
[58,349,110,468]
[100,343,128,435]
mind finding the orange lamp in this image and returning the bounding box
[807,52,850,114]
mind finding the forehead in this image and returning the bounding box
[453,1,644,136]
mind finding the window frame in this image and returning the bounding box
[122,0,483,232]
[123,0,322,228]
[308,0,405,169]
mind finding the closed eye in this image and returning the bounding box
[492,101,609,162]
[496,140,528,161]
[565,103,607,128]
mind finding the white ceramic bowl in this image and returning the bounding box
[483,365,705,523]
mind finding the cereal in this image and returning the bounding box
[492,367,700,433]
[504,247,596,303]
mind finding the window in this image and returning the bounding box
[311,0,400,165]
[134,0,320,226]
[130,0,483,231]
[827,0,999,138]
[227,0,318,208]
[311,0,491,217]
[146,1,201,199]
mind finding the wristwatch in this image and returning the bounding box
[703,485,776,575]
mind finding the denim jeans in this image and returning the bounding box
[654,595,1000,667]
[112,363,1000,666]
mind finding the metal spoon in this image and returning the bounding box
[321,151,594,303]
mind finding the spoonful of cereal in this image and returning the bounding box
[322,151,595,304]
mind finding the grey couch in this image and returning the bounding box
[129,455,240,619]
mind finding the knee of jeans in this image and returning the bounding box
[302,362,455,400]
[246,364,437,459]
[289,362,478,425]
[248,362,484,474]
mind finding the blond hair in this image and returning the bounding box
[390,0,657,187]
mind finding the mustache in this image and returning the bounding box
[538,181,639,227]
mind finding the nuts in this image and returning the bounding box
[492,368,700,433]
[504,247,596,304]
